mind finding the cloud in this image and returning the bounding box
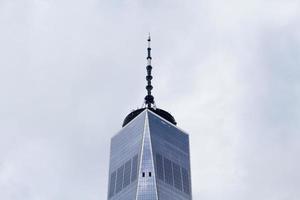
[0,0,299,199]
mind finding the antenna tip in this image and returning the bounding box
[148,33,151,41]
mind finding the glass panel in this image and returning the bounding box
[182,167,190,195]
[115,165,124,193]
[172,162,182,191]
[123,160,131,188]
[164,157,173,186]
[131,154,138,182]
[148,111,189,153]
[155,153,164,180]
[108,171,116,198]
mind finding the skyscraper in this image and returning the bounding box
[107,36,192,200]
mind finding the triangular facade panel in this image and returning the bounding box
[136,111,159,200]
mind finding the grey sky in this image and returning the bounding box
[0,0,300,199]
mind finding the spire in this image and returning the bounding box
[122,35,177,127]
[144,34,155,108]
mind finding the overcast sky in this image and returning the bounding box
[0,0,300,199]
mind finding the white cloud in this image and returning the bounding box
[0,0,299,199]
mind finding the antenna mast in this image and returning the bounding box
[144,34,155,108]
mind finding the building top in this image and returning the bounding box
[122,108,177,127]
[122,35,177,127]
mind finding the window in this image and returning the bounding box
[115,165,124,193]
[108,171,116,198]
[149,172,151,177]
[123,160,131,188]
[155,153,190,195]
[164,158,174,186]
[182,167,190,195]
[172,162,182,191]
[156,153,164,180]
[142,172,145,177]
[131,154,138,182]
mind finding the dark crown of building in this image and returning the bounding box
[122,35,177,127]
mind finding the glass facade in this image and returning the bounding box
[149,110,192,200]
[107,109,192,200]
[107,112,145,200]
[136,112,158,200]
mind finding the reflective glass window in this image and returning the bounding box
[172,162,182,191]
[156,153,164,180]
[116,165,124,193]
[164,157,173,186]
[108,171,116,198]
[123,160,131,188]
[182,167,190,195]
[131,154,138,182]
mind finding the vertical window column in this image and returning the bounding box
[172,162,182,191]
[115,165,124,193]
[123,160,132,188]
[182,167,190,195]
[156,153,164,181]
[164,158,174,186]
[108,171,116,198]
[131,154,138,182]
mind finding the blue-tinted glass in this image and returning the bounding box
[148,111,189,154]
[182,167,190,195]
[116,165,124,193]
[136,113,157,200]
[108,171,116,198]
[108,110,192,200]
[108,112,145,199]
[131,154,138,182]
[155,153,164,181]
[123,160,131,188]
[172,162,182,191]
[164,157,173,186]
[148,111,191,199]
